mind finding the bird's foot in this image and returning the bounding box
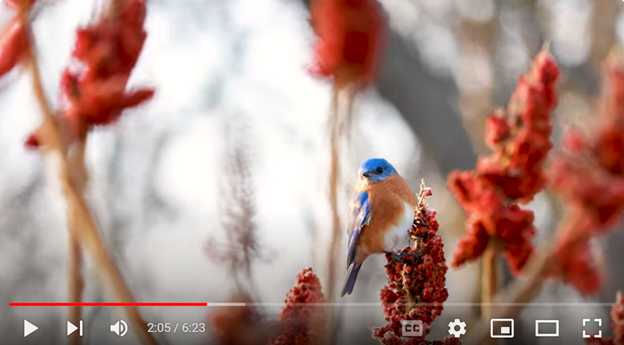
[385,251,419,266]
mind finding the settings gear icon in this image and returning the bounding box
[448,319,467,338]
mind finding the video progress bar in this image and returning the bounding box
[9,302,617,307]
[10,303,216,307]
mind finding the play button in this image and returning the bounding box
[24,319,38,337]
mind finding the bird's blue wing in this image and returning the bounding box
[346,191,371,267]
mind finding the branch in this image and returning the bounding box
[480,244,498,317]
[323,83,358,345]
[25,22,159,345]
[325,86,342,345]
[464,246,554,345]
[67,141,87,345]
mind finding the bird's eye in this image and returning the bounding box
[376,167,384,174]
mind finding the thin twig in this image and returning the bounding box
[325,86,342,345]
[480,243,500,345]
[67,235,83,345]
[68,226,84,345]
[67,141,87,345]
[325,84,359,345]
[25,23,159,345]
[207,117,264,300]
[481,244,498,317]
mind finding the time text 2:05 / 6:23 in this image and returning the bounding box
[147,322,206,334]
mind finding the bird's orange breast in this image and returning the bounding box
[356,175,416,255]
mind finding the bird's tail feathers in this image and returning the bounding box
[341,263,362,297]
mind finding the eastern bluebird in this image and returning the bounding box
[341,158,416,297]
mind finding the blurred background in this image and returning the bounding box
[0,0,623,344]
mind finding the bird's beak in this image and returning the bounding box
[362,171,371,178]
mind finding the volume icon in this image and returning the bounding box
[110,320,128,337]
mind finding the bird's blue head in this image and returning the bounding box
[358,158,397,183]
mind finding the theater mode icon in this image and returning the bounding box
[490,318,514,338]
[535,320,559,337]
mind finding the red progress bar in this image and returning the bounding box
[10,303,208,307]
